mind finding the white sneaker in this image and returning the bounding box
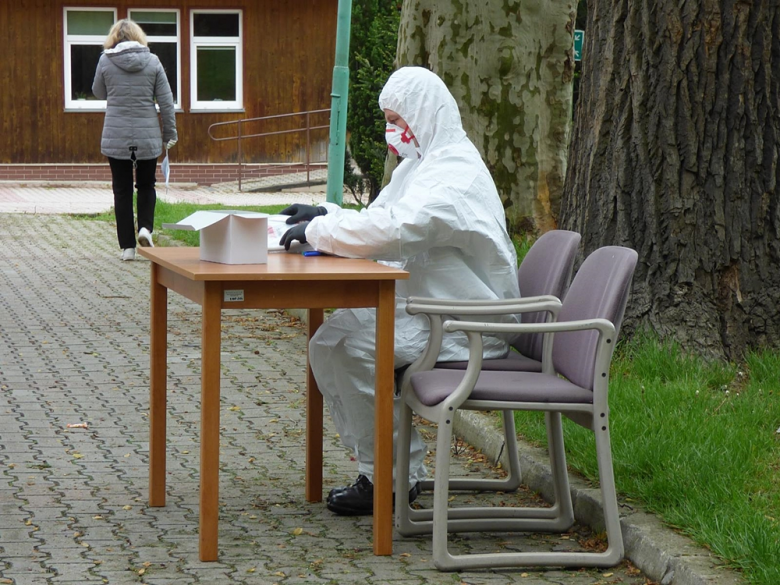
[138,227,154,248]
[121,248,136,261]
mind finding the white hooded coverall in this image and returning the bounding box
[305,67,520,484]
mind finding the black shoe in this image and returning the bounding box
[326,475,421,516]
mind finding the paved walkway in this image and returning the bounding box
[0,211,658,584]
[0,175,329,215]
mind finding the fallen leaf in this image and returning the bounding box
[292,527,303,536]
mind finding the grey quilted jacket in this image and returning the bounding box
[92,41,177,160]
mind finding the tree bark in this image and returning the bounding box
[561,0,780,359]
[396,0,577,233]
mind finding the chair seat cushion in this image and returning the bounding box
[434,350,542,373]
[410,369,593,407]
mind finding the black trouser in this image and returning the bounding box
[108,156,158,250]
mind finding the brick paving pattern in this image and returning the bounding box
[0,176,328,215]
[0,214,655,584]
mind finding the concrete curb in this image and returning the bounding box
[453,410,745,585]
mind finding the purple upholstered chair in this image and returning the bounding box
[395,246,638,571]
[404,229,581,494]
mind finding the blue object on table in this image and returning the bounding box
[303,251,323,256]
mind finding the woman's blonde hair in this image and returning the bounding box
[104,19,148,49]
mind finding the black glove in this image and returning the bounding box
[279,222,309,251]
[279,203,327,224]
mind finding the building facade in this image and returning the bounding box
[1,0,337,183]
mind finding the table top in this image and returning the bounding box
[138,247,409,282]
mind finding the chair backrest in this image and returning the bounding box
[512,230,581,361]
[552,246,638,391]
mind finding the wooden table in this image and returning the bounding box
[138,247,409,561]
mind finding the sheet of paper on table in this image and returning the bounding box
[267,215,314,253]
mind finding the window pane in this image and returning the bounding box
[149,42,178,102]
[67,11,114,36]
[133,11,177,36]
[196,47,236,101]
[70,45,103,100]
[193,13,239,37]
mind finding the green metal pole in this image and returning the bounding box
[325,0,352,205]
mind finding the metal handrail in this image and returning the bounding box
[208,109,330,191]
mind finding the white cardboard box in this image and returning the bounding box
[162,210,269,264]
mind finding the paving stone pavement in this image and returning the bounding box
[0,177,328,215]
[0,214,658,585]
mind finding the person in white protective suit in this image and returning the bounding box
[279,67,520,515]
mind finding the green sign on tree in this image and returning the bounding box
[574,30,584,62]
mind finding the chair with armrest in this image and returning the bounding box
[395,246,638,570]
[404,229,581,496]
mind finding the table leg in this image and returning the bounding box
[149,263,168,507]
[200,282,221,561]
[373,281,395,555]
[305,308,324,502]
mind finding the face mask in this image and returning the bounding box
[385,123,420,159]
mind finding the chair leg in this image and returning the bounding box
[431,407,457,570]
[423,413,622,571]
[594,423,624,564]
[395,400,415,535]
[422,410,522,493]
[501,410,523,490]
[545,412,575,531]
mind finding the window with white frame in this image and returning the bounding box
[190,10,243,111]
[129,9,181,108]
[63,8,116,110]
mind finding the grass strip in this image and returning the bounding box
[513,332,780,584]
[78,199,288,247]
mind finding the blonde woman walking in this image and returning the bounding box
[92,19,177,261]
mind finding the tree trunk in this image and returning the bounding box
[396,0,576,233]
[561,0,780,359]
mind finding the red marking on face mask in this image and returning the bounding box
[400,128,414,144]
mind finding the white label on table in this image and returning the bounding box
[224,289,245,302]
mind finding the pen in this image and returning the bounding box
[303,251,323,256]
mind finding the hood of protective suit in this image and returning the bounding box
[104,41,152,73]
[378,67,466,158]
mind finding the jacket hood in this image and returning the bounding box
[378,67,467,156]
[104,41,152,72]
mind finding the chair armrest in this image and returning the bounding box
[407,295,560,307]
[399,300,563,396]
[443,318,618,398]
[406,299,561,317]
[442,318,616,337]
